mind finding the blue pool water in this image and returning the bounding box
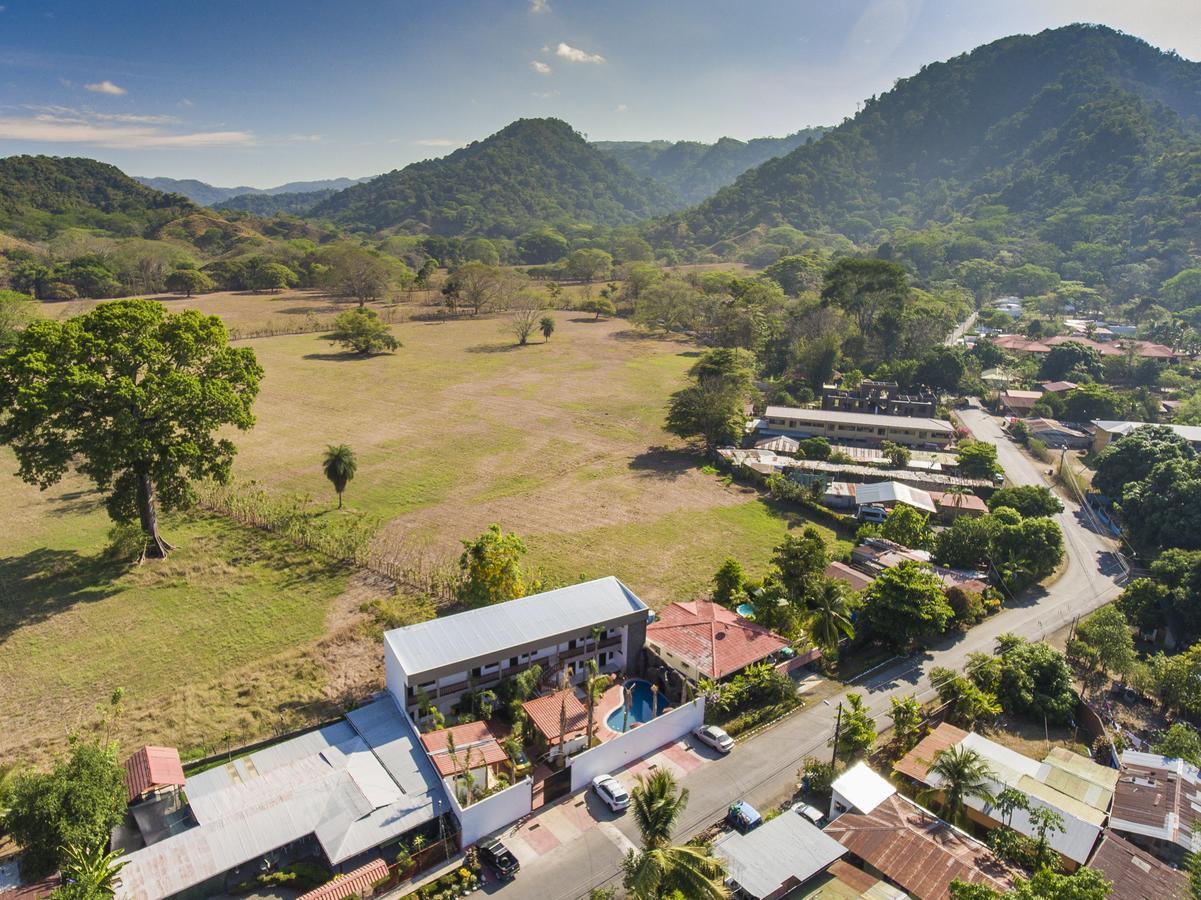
[605,679,667,733]
[736,602,756,619]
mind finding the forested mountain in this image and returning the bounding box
[135,175,367,207]
[0,156,198,240]
[216,189,338,216]
[311,118,678,237]
[594,128,828,205]
[654,25,1201,297]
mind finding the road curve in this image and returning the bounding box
[498,405,1126,900]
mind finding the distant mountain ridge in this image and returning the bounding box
[654,23,1201,289]
[134,175,368,207]
[310,117,679,237]
[593,128,828,205]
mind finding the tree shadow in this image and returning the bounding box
[45,488,107,519]
[628,447,704,481]
[568,316,605,324]
[302,351,381,361]
[0,547,125,644]
[464,342,524,354]
[610,328,669,342]
[275,305,340,316]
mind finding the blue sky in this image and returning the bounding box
[1,0,1197,187]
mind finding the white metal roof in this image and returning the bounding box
[713,809,846,899]
[855,481,937,514]
[384,576,648,679]
[117,696,446,900]
[831,762,896,815]
[764,406,955,433]
[1093,420,1201,444]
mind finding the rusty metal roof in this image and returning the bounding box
[894,723,969,783]
[1088,833,1189,900]
[123,746,185,803]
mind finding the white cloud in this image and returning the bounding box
[286,133,322,142]
[531,60,552,75]
[177,98,194,109]
[532,90,559,100]
[0,110,254,148]
[529,0,550,11]
[555,42,604,64]
[413,138,462,147]
[83,80,127,95]
[614,103,628,113]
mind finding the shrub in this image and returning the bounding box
[103,521,147,562]
[801,756,835,798]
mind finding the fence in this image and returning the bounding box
[448,777,533,848]
[569,697,705,793]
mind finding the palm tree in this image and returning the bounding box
[623,770,727,899]
[943,485,970,518]
[322,444,357,509]
[59,843,126,898]
[808,579,855,652]
[583,659,606,747]
[924,745,996,827]
[621,683,633,733]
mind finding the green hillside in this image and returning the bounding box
[654,25,1201,294]
[0,156,197,241]
[594,128,828,205]
[311,118,678,237]
[216,189,337,216]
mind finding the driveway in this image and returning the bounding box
[494,405,1127,899]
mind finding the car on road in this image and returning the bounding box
[478,838,520,879]
[592,773,631,811]
[726,800,762,833]
[692,724,735,753]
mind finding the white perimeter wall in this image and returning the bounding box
[451,777,533,848]
[570,697,705,793]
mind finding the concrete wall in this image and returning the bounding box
[450,777,533,848]
[570,697,705,793]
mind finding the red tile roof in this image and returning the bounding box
[421,721,511,776]
[123,745,185,803]
[522,688,589,745]
[296,859,390,900]
[647,600,789,679]
[894,722,970,783]
[824,793,1015,900]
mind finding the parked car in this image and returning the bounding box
[858,505,888,524]
[797,804,826,827]
[592,773,631,811]
[478,838,520,879]
[692,724,735,754]
[726,800,762,834]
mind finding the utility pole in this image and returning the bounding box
[830,702,843,769]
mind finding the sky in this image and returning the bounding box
[1,0,1198,187]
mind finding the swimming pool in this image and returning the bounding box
[605,679,667,733]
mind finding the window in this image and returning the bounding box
[509,657,519,668]
[419,681,435,691]
[568,639,577,651]
[471,666,482,678]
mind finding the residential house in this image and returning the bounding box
[801,860,908,899]
[755,434,802,454]
[1109,751,1201,863]
[999,390,1043,417]
[759,406,956,449]
[821,381,938,418]
[420,720,512,800]
[1091,421,1201,454]
[1087,833,1189,900]
[645,600,790,683]
[851,537,931,573]
[821,481,857,510]
[927,490,988,522]
[384,576,649,718]
[980,368,1015,390]
[116,695,450,900]
[854,481,937,517]
[713,808,848,899]
[991,334,1176,360]
[824,792,1015,900]
[895,724,1116,870]
[1024,417,1091,450]
[824,561,874,593]
[1039,381,1078,394]
[124,746,186,805]
[522,686,590,759]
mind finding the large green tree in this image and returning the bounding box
[322,444,358,509]
[6,739,126,879]
[1093,425,1195,500]
[330,308,400,355]
[458,524,529,608]
[820,257,908,338]
[0,299,261,557]
[860,561,953,650]
[665,347,756,451]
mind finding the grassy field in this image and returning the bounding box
[1,294,844,764]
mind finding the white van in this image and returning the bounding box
[858,504,889,524]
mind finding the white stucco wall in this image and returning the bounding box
[451,777,533,848]
[570,697,705,793]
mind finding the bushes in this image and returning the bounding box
[703,661,796,716]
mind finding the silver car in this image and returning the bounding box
[592,774,630,811]
[693,724,735,753]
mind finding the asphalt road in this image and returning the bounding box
[495,405,1127,900]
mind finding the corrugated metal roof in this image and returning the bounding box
[764,406,955,433]
[117,696,446,900]
[855,481,936,514]
[124,746,185,803]
[713,809,846,899]
[1088,832,1189,900]
[384,576,648,679]
[1094,421,1201,444]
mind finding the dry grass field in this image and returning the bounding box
[0,293,846,765]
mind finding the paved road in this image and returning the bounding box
[945,310,979,347]
[495,405,1126,900]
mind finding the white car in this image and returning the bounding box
[693,724,735,753]
[592,774,630,811]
